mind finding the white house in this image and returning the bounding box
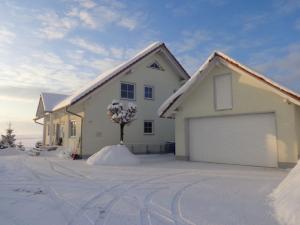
[34,42,189,157]
[159,51,300,168]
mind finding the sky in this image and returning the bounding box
[0,0,299,137]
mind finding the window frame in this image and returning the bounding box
[144,85,154,100]
[120,82,136,101]
[214,73,233,111]
[144,120,154,135]
[69,120,77,138]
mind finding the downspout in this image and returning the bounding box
[66,106,83,158]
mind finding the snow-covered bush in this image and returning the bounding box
[107,100,137,144]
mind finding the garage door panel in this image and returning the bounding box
[189,113,277,167]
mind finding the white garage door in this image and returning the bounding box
[189,113,278,167]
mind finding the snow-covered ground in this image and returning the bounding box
[0,148,287,225]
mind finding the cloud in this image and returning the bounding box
[175,30,211,53]
[67,2,140,31]
[250,43,300,92]
[242,13,268,31]
[118,17,137,30]
[0,27,15,45]
[273,0,300,13]
[70,38,108,55]
[79,0,97,9]
[38,11,77,39]
[78,10,97,28]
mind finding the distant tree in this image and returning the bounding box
[1,122,16,147]
[107,100,137,144]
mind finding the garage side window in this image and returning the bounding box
[214,74,233,110]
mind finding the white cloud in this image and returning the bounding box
[88,58,122,71]
[69,38,109,55]
[242,13,268,31]
[273,0,300,13]
[0,27,15,45]
[78,10,97,28]
[118,17,137,30]
[175,30,211,53]
[79,0,97,9]
[38,11,77,39]
[251,43,300,92]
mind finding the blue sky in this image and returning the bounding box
[0,0,300,136]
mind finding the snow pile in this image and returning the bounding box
[87,145,139,166]
[56,147,72,159]
[270,161,300,225]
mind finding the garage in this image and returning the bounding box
[188,113,278,167]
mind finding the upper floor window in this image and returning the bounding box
[121,82,135,100]
[214,74,233,110]
[148,61,164,71]
[69,120,76,137]
[144,85,154,100]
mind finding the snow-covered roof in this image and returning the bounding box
[159,51,300,118]
[52,41,189,111]
[41,92,69,112]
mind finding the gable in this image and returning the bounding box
[159,52,300,118]
[52,42,189,111]
[35,97,45,119]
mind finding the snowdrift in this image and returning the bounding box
[270,161,300,225]
[86,145,139,166]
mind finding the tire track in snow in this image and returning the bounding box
[171,178,210,225]
[94,171,188,225]
[21,157,94,225]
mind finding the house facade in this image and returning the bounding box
[34,42,189,157]
[159,51,300,168]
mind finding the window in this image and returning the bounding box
[144,85,153,100]
[46,124,50,136]
[69,121,76,137]
[144,120,154,134]
[148,61,164,71]
[214,74,233,110]
[121,82,135,100]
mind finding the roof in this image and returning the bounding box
[159,51,300,118]
[41,92,69,112]
[52,41,189,111]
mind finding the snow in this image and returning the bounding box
[41,92,69,112]
[270,161,300,225]
[0,148,287,225]
[158,51,300,117]
[53,42,163,111]
[87,145,139,166]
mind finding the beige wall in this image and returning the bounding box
[44,109,83,154]
[175,64,299,165]
[81,53,183,156]
[295,106,300,158]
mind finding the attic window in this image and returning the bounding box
[148,61,164,71]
